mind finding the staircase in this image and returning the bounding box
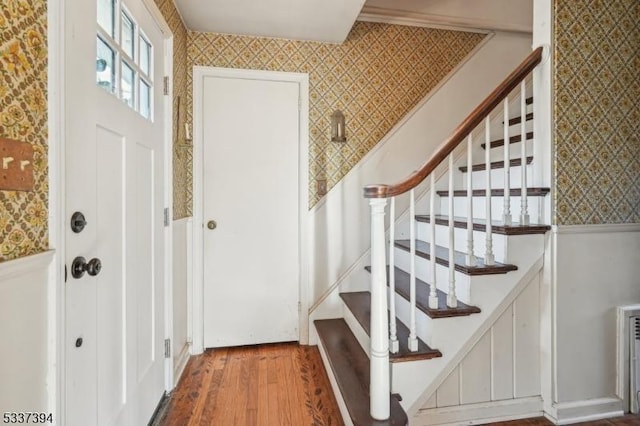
[314,48,549,425]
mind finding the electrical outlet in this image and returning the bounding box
[317,179,327,196]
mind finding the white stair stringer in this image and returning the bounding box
[388,234,545,417]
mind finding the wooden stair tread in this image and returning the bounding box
[481,131,533,149]
[340,291,443,362]
[414,215,551,235]
[394,239,517,275]
[436,187,550,197]
[506,112,533,126]
[459,156,533,173]
[364,266,481,318]
[314,319,408,426]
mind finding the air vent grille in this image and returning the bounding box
[636,317,640,340]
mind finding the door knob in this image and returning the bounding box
[207,220,217,230]
[71,256,102,278]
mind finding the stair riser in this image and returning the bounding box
[467,164,534,190]
[394,248,472,304]
[341,299,372,360]
[440,196,545,224]
[487,140,534,163]
[415,222,508,264]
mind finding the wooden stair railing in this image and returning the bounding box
[361,46,543,421]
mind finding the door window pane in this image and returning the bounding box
[96,37,116,94]
[140,36,151,77]
[121,11,135,59]
[140,80,151,119]
[121,62,135,108]
[97,0,115,37]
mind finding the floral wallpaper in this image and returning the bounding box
[0,0,48,261]
[554,0,640,224]
[153,0,190,219]
[187,23,486,209]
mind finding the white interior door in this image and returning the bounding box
[202,72,300,348]
[65,0,167,424]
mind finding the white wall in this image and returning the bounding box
[547,226,640,423]
[0,252,53,414]
[308,31,534,321]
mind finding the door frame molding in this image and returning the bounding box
[49,0,175,423]
[192,67,310,353]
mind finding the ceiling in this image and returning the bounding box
[173,0,532,43]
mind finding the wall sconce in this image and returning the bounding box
[331,110,346,143]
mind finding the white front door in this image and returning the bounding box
[65,0,167,424]
[200,71,301,348]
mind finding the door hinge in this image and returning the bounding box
[164,338,171,358]
[163,76,169,95]
[164,208,170,227]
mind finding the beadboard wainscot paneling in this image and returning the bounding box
[415,273,542,425]
[172,218,192,383]
[0,251,54,414]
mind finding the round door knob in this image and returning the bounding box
[207,220,217,230]
[71,256,103,278]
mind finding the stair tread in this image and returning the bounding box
[364,266,481,318]
[340,291,443,362]
[436,187,550,197]
[506,112,533,126]
[481,131,534,149]
[314,319,409,426]
[394,239,517,275]
[415,215,551,235]
[459,156,533,173]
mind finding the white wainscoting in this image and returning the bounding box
[0,251,54,414]
[542,224,640,424]
[415,274,541,425]
[172,218,192,383]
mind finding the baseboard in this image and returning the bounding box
[414,396,543,425]
[550,397,624,425]
[316,341,354,426]
[173,343,190,387]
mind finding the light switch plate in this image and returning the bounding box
[0,137,34,191]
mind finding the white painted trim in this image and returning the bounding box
[141,0,172,36]
[47,0,65,420]
[183,217,194,351]
[0,251,55,282]
[316,339,353,426]
[414,396,543,426]
[616,305,640,413]
[173,342,190,387]
[552,223,640,234]
[308,32,494,215]
[192,67,311,353]
[357,7,531,35]
[550,397,624,425]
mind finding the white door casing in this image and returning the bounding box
[192,68,310,353]
[64,0,171,424]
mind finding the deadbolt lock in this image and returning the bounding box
[207,220,217,230]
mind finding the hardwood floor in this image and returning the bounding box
[157,342,640,426]
[158,342,344,426]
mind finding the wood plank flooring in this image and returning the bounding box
[158,342,344,426]
[157,342,640,426]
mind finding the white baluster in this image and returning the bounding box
[503,98,512,225]
[447,154,457,308]
[388,197,399,354]
[466,135,477,267]
[520,81,530,225]
[369,198,390,421]
[408,189,418,352]
[484,117,495,265]
[428,174,438,309]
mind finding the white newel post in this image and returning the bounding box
[388,197,399,354]
[369,198,390,421]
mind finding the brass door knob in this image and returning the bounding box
[207,220,217,230]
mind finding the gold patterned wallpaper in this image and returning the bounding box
[153,0,190,219]
[187,23,486,209]
[0,0,48,261]
[554,0,640,224]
